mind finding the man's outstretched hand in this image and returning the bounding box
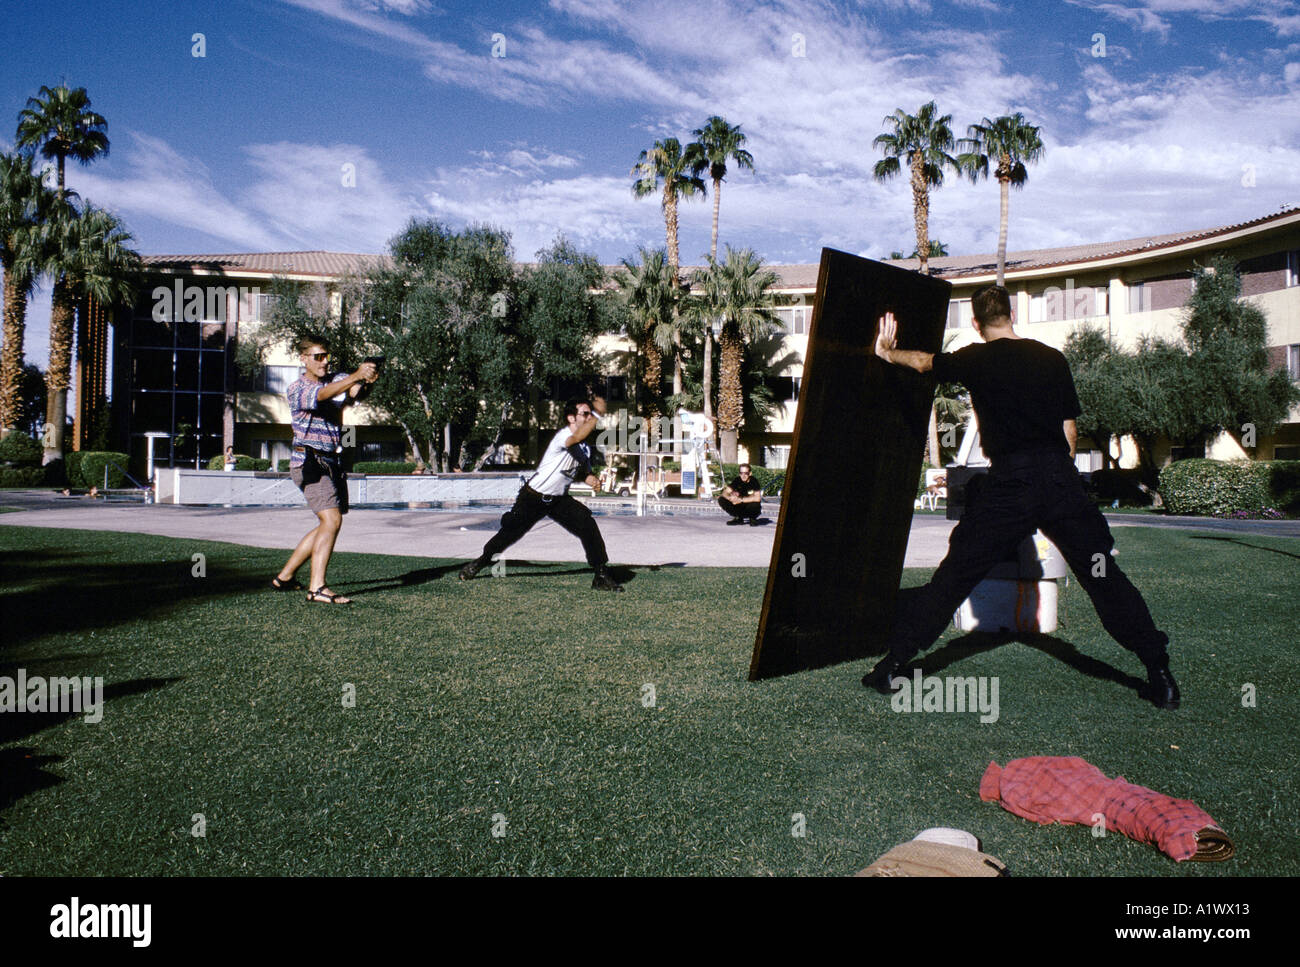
[875,311,898,359]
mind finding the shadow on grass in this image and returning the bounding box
[1189,535,1300,561]
[0,547,268,650]
[921,632,1146,695]
[0,676,182,812]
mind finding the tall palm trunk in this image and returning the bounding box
[703,175,723,433]
[0,270,28,431]
[43,276,75,464]
[718,323,743,462]
[641,335,662,444]
[910,151,930,276]
[996,165,1010,287]
[663,184,683,453]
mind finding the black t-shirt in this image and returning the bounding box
[931,338,1082,459]
[729,475,761,497]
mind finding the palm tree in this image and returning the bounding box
[0,153,52,434]
[890,240,949,261]
[16,84,109,206]
[39,203,140,464]
[696,246,782,462]
[614,247,677,439]
[872,102,960,276]
[686,116,754,432]
[957,113,1045,285]
[632,138,706,444]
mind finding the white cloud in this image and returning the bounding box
[65,133,288,251]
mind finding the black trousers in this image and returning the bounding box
[480,486,609,568]
[719,496,761,519]
[888,449,1169,666]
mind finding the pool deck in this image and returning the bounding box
[0,490,1295,569]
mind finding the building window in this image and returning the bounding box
[250,292,278,323]
[946,299,971,328]
[262,365,302,394]
[1288,251,1300,288]
[763,446,790,470]
[791,376,801,402]
[1288,345,1299,380]
[1030,285,1105,322]
[1128,282,1149,314]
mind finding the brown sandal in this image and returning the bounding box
[271,576,304,591]
[306,588,351,604]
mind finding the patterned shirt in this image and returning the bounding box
[287,373,348,468]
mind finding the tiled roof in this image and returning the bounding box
[142,251,388,277]
[894,205,1300,281]
[141,207,1298,289]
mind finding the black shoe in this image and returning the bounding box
[1143,660,1181,710]
[726,517,745,526]
[592,566,624,592]
[748,517,761,526]
[863,654,908,694]
[459,557,489,581]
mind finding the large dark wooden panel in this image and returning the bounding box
[749,249,950,680]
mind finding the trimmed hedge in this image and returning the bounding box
[0,432,43,467]
[1158,459,1299,517]
[277,458,290,473]
[719,463,784,496]
[78,452,132,490]
[66,450,88,488]
[352,461,417,475]
[0,466,45,487]
[206,454,271,471]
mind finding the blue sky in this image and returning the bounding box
[4,0,1300,362]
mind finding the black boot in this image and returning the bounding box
[863,654,908,694]
[459,556,490,581]
[1142,657,1181,710]
[592,565,624,592]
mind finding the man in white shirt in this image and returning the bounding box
[460,396,622,591]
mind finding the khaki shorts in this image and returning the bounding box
[291,463,349,514]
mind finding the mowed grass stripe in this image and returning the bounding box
[0,524,1295,875]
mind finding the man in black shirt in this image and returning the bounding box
[719,463,763,525]
[864,285,1179,709]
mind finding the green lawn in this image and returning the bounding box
[0,523,1295,876]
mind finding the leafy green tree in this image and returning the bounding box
[957,113,1045,286]
[511,235,624,465]
[693,246,782,461]
[0,152,53,433]
[1064,326,1133,470]
[1177,255,1298,452]
[872,102,960,276]
[357,221,518,470]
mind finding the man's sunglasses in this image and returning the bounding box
[304,352,329,361]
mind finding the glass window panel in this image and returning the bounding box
[132,317,173,347]
[201,352,226,392]
[132,350,173,391]
[175,351,199,390]
[131,392,172,433]
[199,395,224,434]
[174,394,198,430]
